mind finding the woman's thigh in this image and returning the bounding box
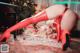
[61,9,76,31]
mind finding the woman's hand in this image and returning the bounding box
[0,30,11,42]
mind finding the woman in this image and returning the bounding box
[0,4,77,50]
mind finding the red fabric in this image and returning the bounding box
[52,8,69,46]
[60,30,70,45]
[53,19,67,48]
[55,16,62,41]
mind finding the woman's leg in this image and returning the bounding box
[0,5,66,43]
[61,9,77,49]
[0,10,49,42]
